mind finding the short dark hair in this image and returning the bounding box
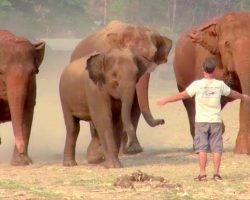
[203,57,216,73]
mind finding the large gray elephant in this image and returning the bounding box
[60,49,156,168]
[174,12,250,154]
[70,20,172,154]
[0,30,45,165]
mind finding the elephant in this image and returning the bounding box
[70,20,172,154]
[174,11,250,154]
[0,30,45,165]
[59,48,157,168]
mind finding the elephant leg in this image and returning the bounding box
[90,112,122,168]
[86,122,104,164]
[98,125,122,168]
[234,101,250,154]
[121,94,143,154]
[62,106,80,166]
[183,98,195,138]
[234,91,250,154]
[232,67,250,154]
[178,85,195,138]
[103,113,123,167]
[234,132,249,154]
[113,114,123,151]
[87,116,123,165]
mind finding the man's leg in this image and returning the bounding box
[210,123,223,180]
[198,151,207,175]
[194,123,209,181]
[212,152,222,175]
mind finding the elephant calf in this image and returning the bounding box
[59,49,156,168]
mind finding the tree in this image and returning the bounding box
[0,0,92,38]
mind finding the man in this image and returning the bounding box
[156,57,250,181]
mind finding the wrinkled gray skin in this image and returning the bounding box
[60,49,156,168]
[0,30,45,165]
[70,20,172,154]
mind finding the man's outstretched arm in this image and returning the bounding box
[156,91,191,107]
[228,90,250,101]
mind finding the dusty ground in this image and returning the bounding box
[0,51,249,200]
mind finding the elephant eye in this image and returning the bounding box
[224,41,230,48]
[111,71,117,78]
[111,81,119,88]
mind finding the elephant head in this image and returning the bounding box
[107,23,172,64]
[187,12,250,154]
[86,48,156,151]
[106,21,172,127]
[0,30,45,163]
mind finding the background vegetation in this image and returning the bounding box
[1,0,250,40]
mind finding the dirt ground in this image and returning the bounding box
[0,51,249,200]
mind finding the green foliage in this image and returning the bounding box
[110,0,130,21]
[0,0,92,38]
[0,0,249,40]
[0,0,11,7]
[234,0,250,10]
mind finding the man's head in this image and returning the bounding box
[203,57,216,73]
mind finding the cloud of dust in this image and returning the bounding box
[0,18,177,165]
[0,50,92,164]
[0,42,176,165]
[2,0,236,164]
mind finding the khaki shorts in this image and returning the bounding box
[194,123,223,153]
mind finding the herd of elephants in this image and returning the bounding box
[0,11,250,168]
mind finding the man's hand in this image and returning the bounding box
[156,97,168,107]
[242,94,250,102]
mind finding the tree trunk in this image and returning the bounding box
[172,0,176,33]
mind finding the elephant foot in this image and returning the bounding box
[63,158,77,167]
[87,154,104,164]
[11,154,32,166]
[103,158,123,168]
[234,133,250,154]
[86,137,104,164]
[125,140,143,155]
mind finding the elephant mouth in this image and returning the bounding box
[141,55,154,63]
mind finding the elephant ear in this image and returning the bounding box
[86,53,105,86]
[187,18,220,54]
[154,35,172,64]
[33,41,45,73]
[134,56,157,80]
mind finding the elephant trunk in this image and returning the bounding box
[136,73,164,127]
[121,81,139,150]
[6,69,29,156]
